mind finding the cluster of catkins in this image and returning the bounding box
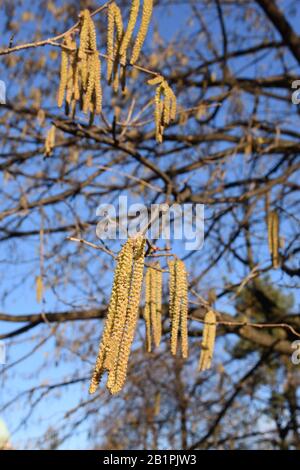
[89,239,217,395]
[89,236,146,395]
[57,9,102,118]
[55,1,176,143]
[148,76,177,143]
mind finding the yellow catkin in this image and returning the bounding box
[57,42,69,107]
[88,14,97,52]
[198,310,217,371]
[57,35,75,109]
[104,239,135,375]
[178,260,188,359]
[119,0,140,65]
[144,267,152,352]
[168,260,176,320]
[271,211,279,269]
[169,260,180,355]
[89,238,135,394]
[107,2,124,91]
[144,263,162,350]
[169,87,177,121]
[74,10,102,115]
[107,3,115,82]
[44,125,56,157]
[162,81,171,125]
[267,211,273,256]
[72,55,80,102]
[150,266,159,346]
[168,259,189,357]
[147,75,164,86]
[163,80,176,124]
[114,6,123,41]
[79,10,90,89]
[108,237,146,394]
[94,54,102,114]
[154,263,162,347]
[65,40,77,106]
[155,85,163,143]
[267,210,279,269]
[36,275,43,303]
[130,0,153,64]
[83,53,96,113]
[112,60,120,93]
[153,81,176,142]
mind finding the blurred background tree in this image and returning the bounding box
[0,0,299,449]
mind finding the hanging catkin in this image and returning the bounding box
[57,36,72,108]
[78,9,90,88]
[36,275,43,303]
[89,238,134,393]
[154,85,163,143]
[107,3,115,83]
[119,0,140,65]
[179,261,188,359]
[155,263,162,347]
[168,259,189,358]
[151,79,177,142]
[130,0,153,64]
[143,267,152,352]
[144,263,162,351]
[267,210,279,269]
[109,237,145,394]
[198,310,216,371]
[89,236,145,395]
[57,9,102,116]
[44,125,56,157]
[106,2,124,93]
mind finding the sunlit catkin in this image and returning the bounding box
[267,210,280,269]
[170,259,180,355]
[151,80,177,142]
[120,0,140,65]
[144,263,162,350]
[103,239,135,375]
[131,0,153,64]
[83,53,96,113]
[198,310,217,371]
[154,263,162,347]
[57,40,69,107]
[272,211,279,269]
[168,259,189,358]
[77,10,102,114]
[94,54,102,114]
[44,125,56,157]
[107,3,115,82]
[154,85,163,143]
[147,75,164,86]
[107,237,146,394]
[36,275,43,303]
[89,236,146,395]
[89,238,134,394]
[79,10,90,88]
[107,2,124,91]
[144,267,152,352]
[179,261,188,358]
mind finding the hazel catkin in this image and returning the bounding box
[89,236,145,395]
[198,310,217,371]
[130,0,153,64]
